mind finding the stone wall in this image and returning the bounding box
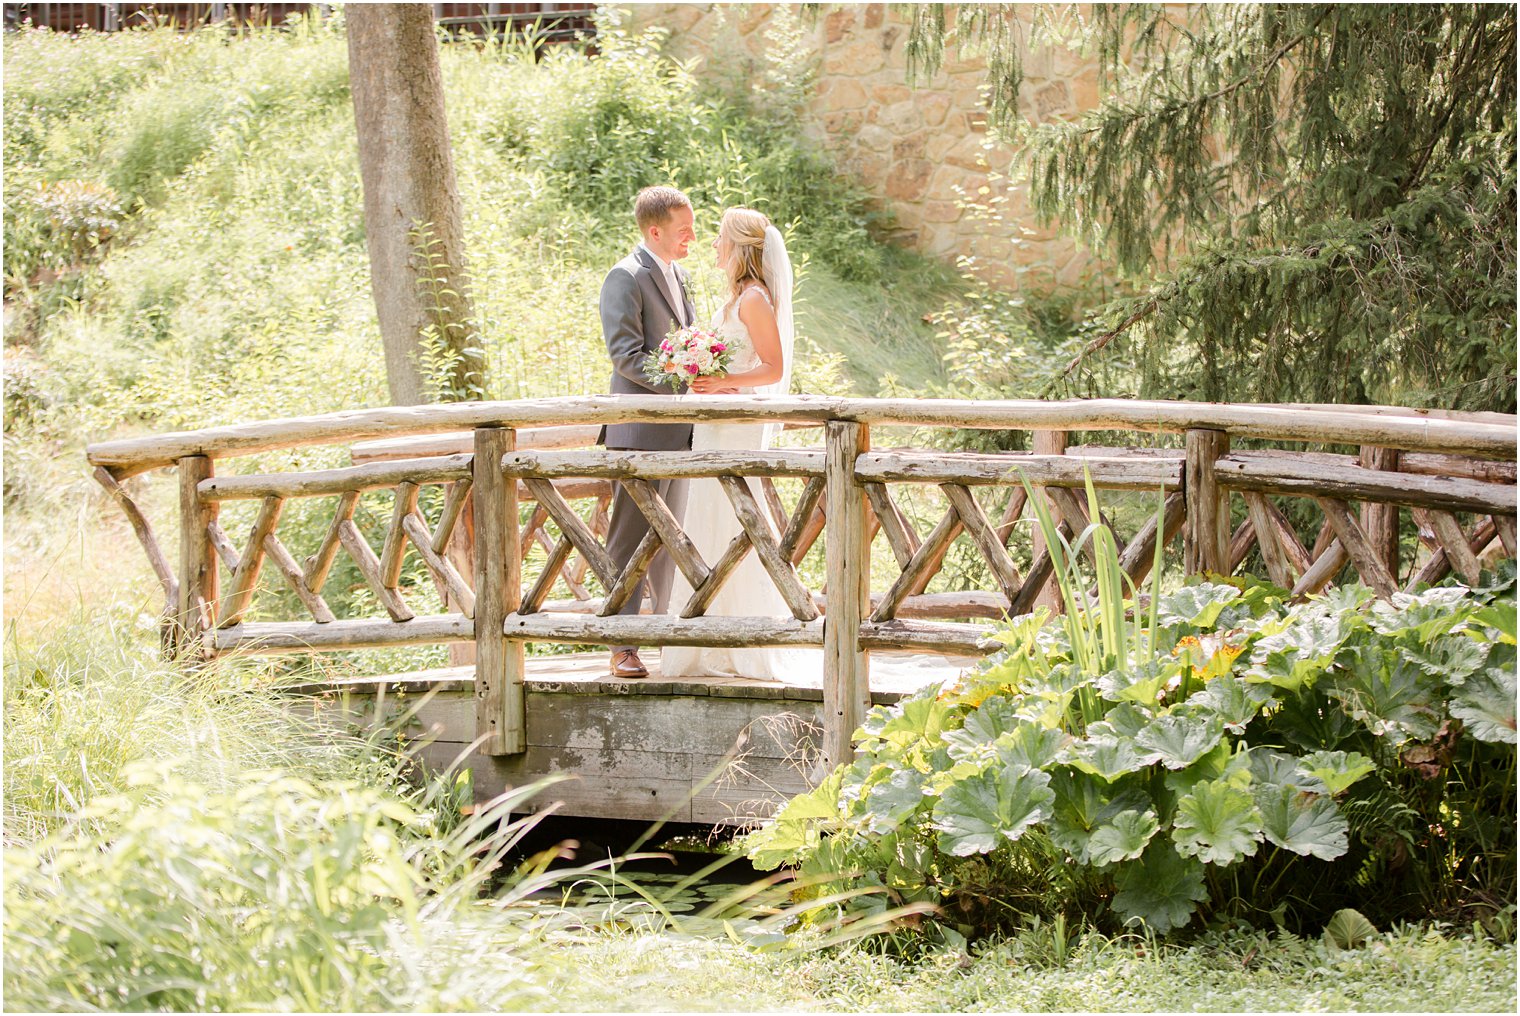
[625,3,1102,291]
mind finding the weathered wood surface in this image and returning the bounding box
[177,455,218,657]
[504,448,824,480]
[94,467,177,603]
[823,421,872,768]
[503,613,826,647]
[1216,452,1516,514]
[1185,429,1230,575]
[290,650,972,821]
[211,612,474,653]
[87,395,1518,474]
[218,496,283,628]
[473,427,524,755]
[854,451,1181,489]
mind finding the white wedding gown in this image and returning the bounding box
[661,298,824,682]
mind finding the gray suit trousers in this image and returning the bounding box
[605,474,688,653]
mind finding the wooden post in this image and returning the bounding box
[1184,428,1230,575]
[1359,446,1401,580]
[473,427,524,755]
[176,455,218,661]
[823,420,870,769]
[1031,429,1067,611]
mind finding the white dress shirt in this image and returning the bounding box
[639,242,687,327]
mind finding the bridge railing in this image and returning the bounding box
[87,396,1519,765]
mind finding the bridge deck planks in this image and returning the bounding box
[290,650,974,824]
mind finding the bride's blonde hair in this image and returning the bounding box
[718,207,771,308]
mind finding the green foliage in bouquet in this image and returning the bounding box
[748,477,1517,939]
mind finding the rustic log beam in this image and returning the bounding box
[853,451,1181,489]
[719,475,820,622]
[1494,515,1517,557]
[872,506,961,623]
[864,482,921,569]
[207,520,241,573]
[995,485,1030,548]
[680,530,754,620]
[1030,429,1068,613]
[378,481,419,589]
[1409,518,1498,590]
[568,491,613,594]
[823,420,872,769]
[1359,447,1401,577]
[1317,498,1398,597]
[302,490,359,593]
[620,477,710,590]
[218,496,283,628]
[519,502,550,559]
[1227,517,1256,574]
[177,455,219,658]
[1291,539,1349,597]
[758,475,789,534]
[1216,454,1516,515]
[520,534,575,615]
[209,613,473,654]
[533,524,589,601]
[503,612,825,647]
[474,426,524,755]
[262,531,336,624]
[1185,429,1230,576]
[200,455,471,501]
[789,504,827,565]
[941,483,1021,602]
[1426,510,1484,585]
[503,448,824,480]
[858,619,998,656]
[779,475,825,563]
[597,528,662,617]
[401,512,475,618]
[338,519,415,622]
[521,477,617,588]
[1116,492,1187,588]
[1398,452,1518,484]
[93,467,177,603]
[430,477,473,555]
[1243,493,1296,588]
[88,396,1517,475]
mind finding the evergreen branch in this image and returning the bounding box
[1036,291,1166,398]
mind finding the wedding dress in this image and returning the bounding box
[662,227,823,682]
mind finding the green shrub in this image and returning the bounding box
[748,483,1517,939]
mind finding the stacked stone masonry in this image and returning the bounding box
[627,2,1102,290]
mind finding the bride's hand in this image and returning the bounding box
[688,376,738,394]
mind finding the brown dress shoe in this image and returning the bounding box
[610,649,649,678]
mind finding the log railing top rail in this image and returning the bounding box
[86,396,1519,474]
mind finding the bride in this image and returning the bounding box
[662,208,821,681]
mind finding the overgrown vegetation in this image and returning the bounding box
[749,482,1517,941]
[906,4,1517,411]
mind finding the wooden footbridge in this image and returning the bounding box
[87,396,1518,822]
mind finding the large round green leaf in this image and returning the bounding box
[1171,778,1263,865]
[1112,842,1209,934]
[931,766,1054,857]
[1087,808,1160,866]
[1134,713,1225,770]
[1254,783,1348,860]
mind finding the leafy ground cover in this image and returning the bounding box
[749,485,1518,941]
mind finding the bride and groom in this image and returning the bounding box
[597,185,814,682]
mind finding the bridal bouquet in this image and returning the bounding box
[642,325,732,390]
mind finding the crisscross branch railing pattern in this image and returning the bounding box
[87,396,1518,768]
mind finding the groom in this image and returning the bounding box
[597,186,698,678]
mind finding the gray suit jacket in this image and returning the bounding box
[598,247,697,451]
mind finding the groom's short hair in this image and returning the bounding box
[634,186,692,231]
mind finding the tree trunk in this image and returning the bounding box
[347,3,484,406]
